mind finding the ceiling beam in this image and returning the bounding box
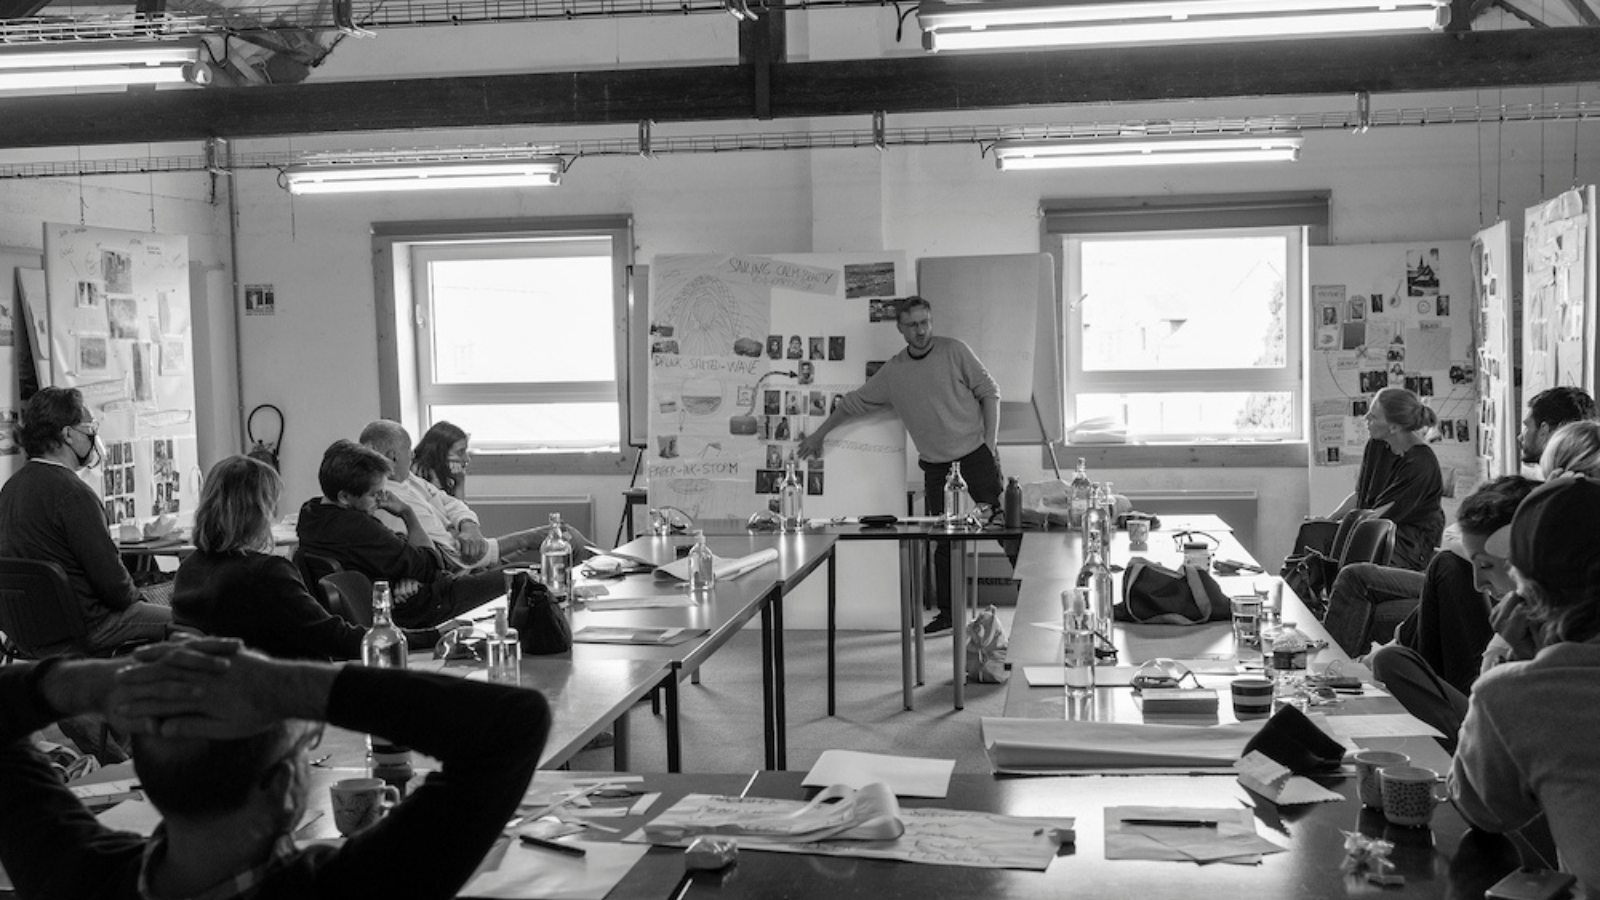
[0,28,1596,150]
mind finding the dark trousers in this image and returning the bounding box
[397,569,506,629]
[920,445,1021,616]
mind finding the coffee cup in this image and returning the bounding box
[1353,750,1410,808]
[1126,517,1151,549]
[1379,765,1446,827]
[330,777,400,836]
[1230,676,1274,720]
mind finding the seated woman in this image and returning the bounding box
[1450,475,1600,889]
[412,420,470,500]
[173,455,441,660]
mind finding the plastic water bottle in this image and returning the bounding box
[1068,458,1092,529]
[540,513,572,602]
[1004,477,1023,529]
[361,581,413,792]
[943,463,970,532]
[779,455,804,533]
[1062,588,1095,696]
[688,530,716,599]
[488,607,521,685]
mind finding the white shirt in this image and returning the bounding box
[373,473,484,567]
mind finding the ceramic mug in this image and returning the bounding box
[330,777,400,836]
[1353,750,1410,808]
[1126,517,1151,549]
[1380,765,1447,827]
[1230,676,1274,720]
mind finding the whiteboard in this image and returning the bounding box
[915,253,1063,444]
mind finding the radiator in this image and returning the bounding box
[1120,489,1259,561]
[467,495,595,541]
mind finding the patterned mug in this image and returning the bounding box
[1353,750,1410,808]
[1379,765,1446,827]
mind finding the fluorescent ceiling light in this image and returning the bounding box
[993,133,1304,169]
[283,159,566,194]
[921,0,1448,51]
[0,41,208,92]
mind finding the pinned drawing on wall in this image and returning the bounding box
[77,334,109,372]
[1521,187,1593,407]
[107,296,139,339]
[845,261,896,298]
[1406,247,1441,296]
[244,284,276,316]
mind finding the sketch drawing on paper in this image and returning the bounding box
[652,271,768,358]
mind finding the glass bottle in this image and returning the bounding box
[779,454,804,533]
[943,463,970,532]
[688,530,716,598]
[361,581,413,793]
[1068,458,1092,529]
[540,513,572,602]
[1082,483,1108,556]
[1076,540,1115,645]
[1099,480,1117,551]
[1061,588,1095,696]
[488,606,521,685]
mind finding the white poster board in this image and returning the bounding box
[0,251,42,484]
[1522,187,1596,404]
[1306,241,1477,519]
[43,224,200,528]
[647,253,908,521]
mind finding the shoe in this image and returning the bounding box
[926,613,954,635]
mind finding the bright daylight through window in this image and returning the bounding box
[1065,228,1302,440]
[412,233,625,451]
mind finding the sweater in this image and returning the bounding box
[0,661,549,900]
[835,336,999,463]
[172,551,436,661]
[0,461,138,641]
[1449,639,1600,892]
[1355,439,1445,570]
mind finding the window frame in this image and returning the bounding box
[1059,224,1305,442]
[374,216,635,476]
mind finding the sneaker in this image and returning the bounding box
[926,612,954,634]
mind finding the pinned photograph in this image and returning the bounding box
[806,455,823,471]
[1440,420,1455,441]
[1417,376,1434,397]
[0,410,18,455]
[773,417,791,441]
[766,445,784,470]
[798,361,814,385]
[1456,419,1470,442]
[830,393,844,415]
[1449,363,1473,384]
[243,284,275,316]
[807,472,824,496]
[76,281,104,309]
[865,360,885,379]
[808,391,826,416]
[786,336,804,359]
[1407,247,1441,296]
[1326,447,1341,464]
[766,335,783,359]
[1358,371,1386,394]
[845,261,895,298]
[1370,293,1385,314]
[808,337,825,360]
[785,391,802,416]
[77,334,109,372]
[1436,295,1451,316]
[1348,298,1365,322]
[1352,399,1370,417]
[102,250,134,294]
[868,299,898,323]
[755,469,779,494]
[107,296,139,339]
[764,390,781,415]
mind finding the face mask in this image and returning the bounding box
[70,432,104,471]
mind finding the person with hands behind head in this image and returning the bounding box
[174,455,448,661]
[0,635,550,900]
[296,440,504,629]
[798,296,1011,634]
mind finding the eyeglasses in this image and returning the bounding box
[70,421,98,439]
[1170,530,1219,551]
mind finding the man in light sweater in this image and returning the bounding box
[799,296,1009,634]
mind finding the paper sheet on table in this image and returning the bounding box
[802,750,955,798]
[629,794,1072,871]
[572,626,705,646]
[579,595,696,610]
[982,718,1262,772]
[1234,751,1344,805]
[655,548,778,581]
[1318,713,1445,740]
[459,839,648,900]
[1024,665,1138,687]
[96,798,163,836]
[1105,806,1285,864]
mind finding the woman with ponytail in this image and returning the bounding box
[1450,475,1600,890]
[1328,386,1445,570]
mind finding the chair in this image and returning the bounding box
[319,571,375,628]
[0,557,93,661]
[294,550,346,612]
[1339,518,1396,569]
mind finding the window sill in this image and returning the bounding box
[1045,442,1307,469]
[471,449,637,477]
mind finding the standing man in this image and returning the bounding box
[0,387,171,655]
[799,296,1008,634]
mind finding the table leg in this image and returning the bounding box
[827,548,837,717]
[612,707,629,771]
[951,550,965,708]
[913,541,926,686]
[773,591,787,771]
[761,600,777,770]
[899,540,915,711]
[665,666,682,773]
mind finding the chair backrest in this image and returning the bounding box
[0,557,90,659]
[319,571,375,628]
[1329,508,1377,563]
[294,550,345,609]
[1340,518,1397,569]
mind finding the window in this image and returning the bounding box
[1047,195,1323,443]
[376,217,633,467]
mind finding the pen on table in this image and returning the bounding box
[667,872,694,900]
[1122,818,1218,829]
[519,834,587,857]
